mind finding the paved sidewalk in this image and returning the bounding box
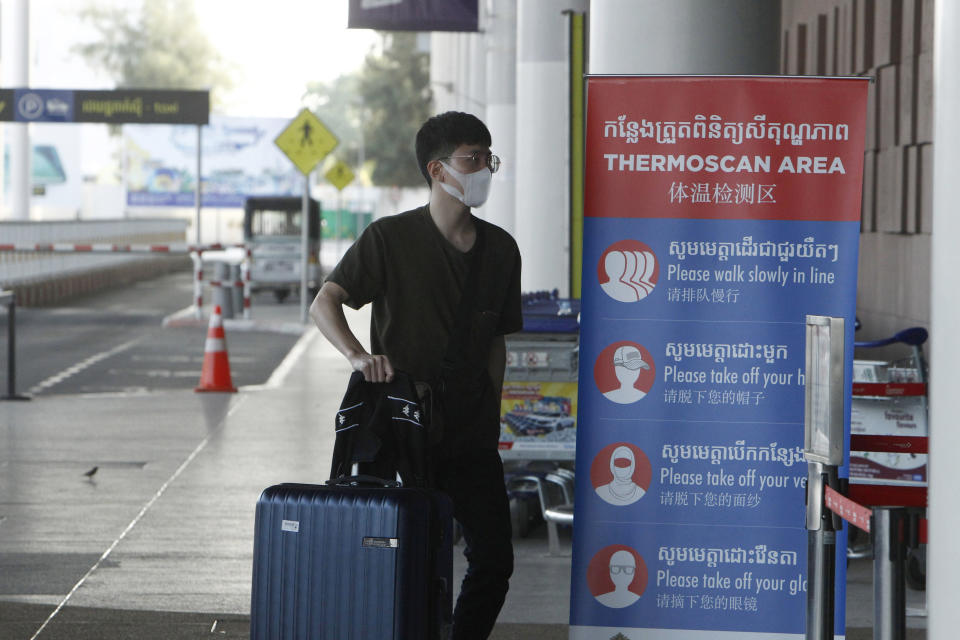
[0,302,926,639]
[0,306,572,639]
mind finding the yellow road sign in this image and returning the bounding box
[325,161,355,191]
[274,108,339,175]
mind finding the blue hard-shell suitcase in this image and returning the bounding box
[250,482,453,640]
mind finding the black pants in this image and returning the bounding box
[434,449,514,640]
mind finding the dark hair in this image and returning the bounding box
[415,111,491,186]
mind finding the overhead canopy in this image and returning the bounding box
[348,0,478,32]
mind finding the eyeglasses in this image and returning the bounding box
[440,151,501,173]
[609,565,635,575]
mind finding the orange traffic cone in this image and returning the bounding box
[195,305,237,393]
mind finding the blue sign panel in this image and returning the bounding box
[14,89,74,123]
[570,76,869,639]
[2,88,208,124]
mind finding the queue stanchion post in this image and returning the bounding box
[213,261,233,320]
[1,291,30,401]
[807,463,841,640]
[873,507,907,640]
[230,263,243,319]
[241,250,252,320]
[804,315,846,640]
[191,251,204,319]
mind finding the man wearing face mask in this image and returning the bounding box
[310,111,522,640]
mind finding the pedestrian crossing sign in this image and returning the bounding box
[275,108,339,175]
[325,161,355,191]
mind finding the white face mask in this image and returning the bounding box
[439,160,492,208]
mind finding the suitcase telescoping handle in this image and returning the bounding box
[326,474,402,488]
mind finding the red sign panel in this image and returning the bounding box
[585,77,868,221]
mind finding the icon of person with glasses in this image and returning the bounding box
[597,550,642,608]
[588,545,647,608]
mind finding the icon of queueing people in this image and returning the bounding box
[595,445,647,506]
[602,345,651,404]
[594,549,644,608]
[600,247,657,303]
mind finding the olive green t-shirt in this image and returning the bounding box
[326,205,522,452]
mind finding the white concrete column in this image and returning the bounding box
[928,2,960,636]
[456,33,470,110]
[589,0,780,75]
[430,30,484,117]
[515,0,588,294]
[477,0,516,234]
[430,32,458,114]
[3,0,31,220]
[467,30,486,122]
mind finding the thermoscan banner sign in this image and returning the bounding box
[570,76,868,639]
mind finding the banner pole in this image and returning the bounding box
[300,174,310,324]
[565,10,586,299]
[196,125,202,245]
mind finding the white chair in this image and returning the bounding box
[549,469,576,502]
[514,473,575,556]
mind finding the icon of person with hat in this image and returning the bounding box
[603,345,651,404]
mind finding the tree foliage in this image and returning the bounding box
[305,32,432,187]
[73,0,232,101]
[304,74,364,175]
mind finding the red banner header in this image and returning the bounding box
[585,76,869,221]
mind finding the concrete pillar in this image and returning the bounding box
[430,32,458,114]
[456,33,470,111]
[515,0,588,294]
[467,30,486,122]
[430,31,485,118]
[928,1,960,636]
[479,0,516,235]
[3,0,31,220]
[589,0,780,75]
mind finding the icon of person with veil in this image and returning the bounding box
[594,444,649,506]
[598,241,658,303]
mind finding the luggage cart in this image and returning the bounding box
[848,326,928,591]
[500,291,579,538]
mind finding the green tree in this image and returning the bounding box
[304,32,432,187]
[303,74,364,176]
[73,0,233,102]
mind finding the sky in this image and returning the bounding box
[30,0,379,118]
[195,0,379,117]
[17,0,380,178]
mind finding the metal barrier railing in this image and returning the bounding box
[0,290,29,401]
[1,242,252,320]
[805,317,928,640]
[824,483,926,640]
[0,218,189,286]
